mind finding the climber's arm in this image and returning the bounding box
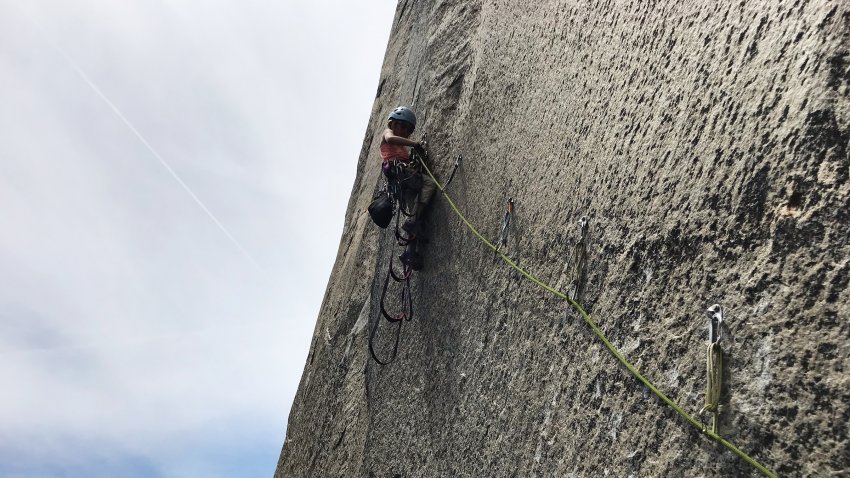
[382,128,420,147]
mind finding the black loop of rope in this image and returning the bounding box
[369,148,430,365]
[370,239,414,365]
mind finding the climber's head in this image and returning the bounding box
[387,106,416,137]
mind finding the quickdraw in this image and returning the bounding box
[497,197,514,252]
[385,161,420,219]
[443,155,462,189]
[565,215,589,302]
[700,304,725,434]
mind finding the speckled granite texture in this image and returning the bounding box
[277,1,849,476]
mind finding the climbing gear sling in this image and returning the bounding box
[443,155,462,189]
[700,304,725,434]
[369,252,413,365]
[497,197,514,252]
[565,216,589,302]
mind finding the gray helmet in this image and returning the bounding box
[388,106,416,130]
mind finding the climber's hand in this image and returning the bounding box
[413,142,427,157]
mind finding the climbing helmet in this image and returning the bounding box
[388,106,416,130]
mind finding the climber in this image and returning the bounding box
[380,106,436,270]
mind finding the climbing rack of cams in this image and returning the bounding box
[368,141,430,365]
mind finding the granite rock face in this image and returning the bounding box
[277,1,849,477]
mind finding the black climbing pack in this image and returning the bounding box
[368,192,394,228]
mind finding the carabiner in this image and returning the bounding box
[705,304,724,345]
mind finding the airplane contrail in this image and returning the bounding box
[37,27,265,274]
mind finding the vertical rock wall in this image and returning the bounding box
[277,1,849,477]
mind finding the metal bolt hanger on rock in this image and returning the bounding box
[443,155,463,189]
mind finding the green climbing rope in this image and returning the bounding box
[418,159,777,478]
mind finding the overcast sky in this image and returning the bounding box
[0,1,396,476]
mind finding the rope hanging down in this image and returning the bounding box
[369,251,412,365]
[368,151,428,365]
[418,159,776,478]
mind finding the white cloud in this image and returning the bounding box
[0,0,396,475]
